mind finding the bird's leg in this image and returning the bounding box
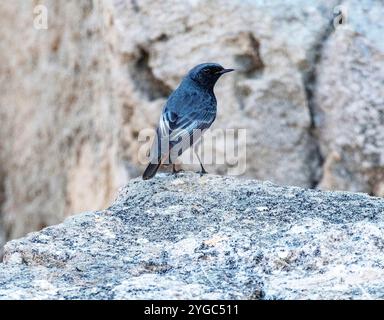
[172,163,184,174]
[194,144,207,175]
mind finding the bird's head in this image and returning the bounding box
[187,63,234,89]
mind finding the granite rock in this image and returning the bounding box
[0,0,335,245]
[314,0,384,196]
[1,173,384,299]
[0,0,383,254]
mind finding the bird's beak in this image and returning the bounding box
[217,68,235,75]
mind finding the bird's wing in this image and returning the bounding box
[161,107,215,141]
[156,102,216,162]
[148,88,216,164]
[167,109,215,163]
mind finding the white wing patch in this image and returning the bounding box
[155,107,215,163]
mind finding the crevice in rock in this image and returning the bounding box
[234,33,264,77]
[302,13,338,188]
[234,33,265,110]
[130,0,140,13]
[130,47,173,101]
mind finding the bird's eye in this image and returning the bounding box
[203,69,210,74]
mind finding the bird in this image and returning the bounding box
[142,62,234,180]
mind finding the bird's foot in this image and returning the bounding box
[172,163,184,175]
[196,169,208,177]
[172,167,184,175]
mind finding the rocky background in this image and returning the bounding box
[0,0,383,248]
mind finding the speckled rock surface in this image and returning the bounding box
[1,173,384,299]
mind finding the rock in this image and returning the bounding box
[1,173,384,299]
[314,0,384,196]
[0,0,383,251]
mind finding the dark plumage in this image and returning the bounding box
[142,63,234,180]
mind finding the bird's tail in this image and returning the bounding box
[142,161,162,180]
